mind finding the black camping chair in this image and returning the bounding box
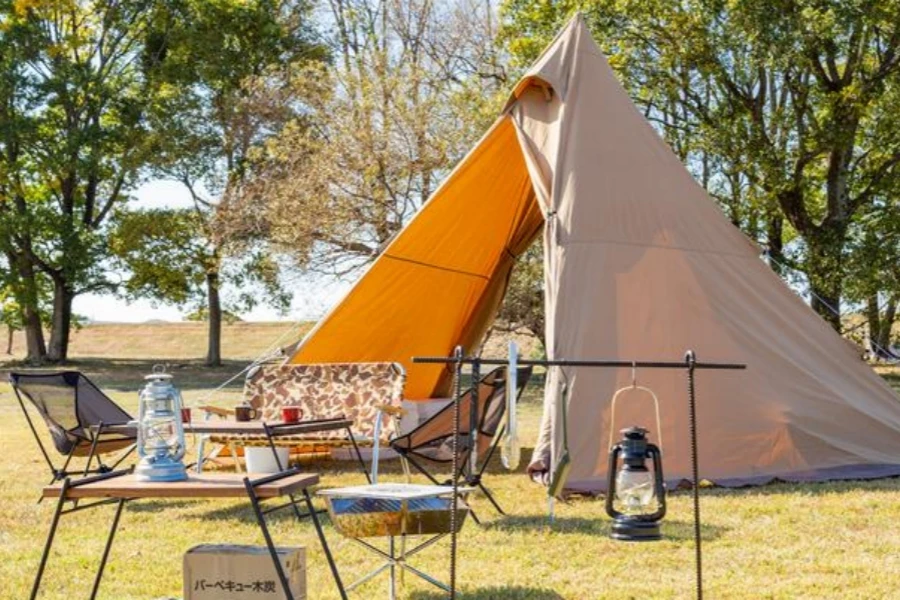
[389,365,533,521]
[10,371,137,493]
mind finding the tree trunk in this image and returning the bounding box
[6,325,14,354]
[766,212,785,275]
[876,297,898,351]
[7,250,47,363]
[206,269,222,367]
[46,276,74,363]
[866,295,882,353]
[802,223,847,333]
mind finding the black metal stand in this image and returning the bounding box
[243,471,348,600]
[413,351,746,600]
[30,468,347,600]
[257,417,372,484]
[448,346,464,600]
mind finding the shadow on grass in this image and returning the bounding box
[0,357,250,391]
[198,498,326,526]
[680,476,900,499]
[409,586,564,600]
[128,499,196,513]
[483,514,727,541]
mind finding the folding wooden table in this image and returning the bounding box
[31,468,347,600]
[98,417,370,481]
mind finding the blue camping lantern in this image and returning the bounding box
[135,366,188,482]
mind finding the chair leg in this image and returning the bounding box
[405,455,440,485]
[196,435,207,473]
[229,442,243,473]
[109,444,136,470]
[478,482,506,516]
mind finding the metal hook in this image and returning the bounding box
[631,361,637,389]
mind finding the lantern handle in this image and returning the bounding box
[607,382,663,454]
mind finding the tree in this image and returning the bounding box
[0,0,188,362]
[143,0,325,365]
[0,0,324,364]
[501,1,900,332]
[110,208,290,365]
[494,240,545,349]
[0,275,53,356]
[0,290,22,354]
[243,0,508,275]
[845,198,900,354]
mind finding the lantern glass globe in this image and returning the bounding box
[615,468,655,514]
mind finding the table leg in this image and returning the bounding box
[262,424,310,523]
[244,480,295,600]
[89,498,127,600]
[302,488,348,600]
[345,426,371,484]
[31,479,70,600]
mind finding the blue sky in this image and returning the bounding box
[72,180,352,323]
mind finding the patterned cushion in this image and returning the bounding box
[239,362,406,441]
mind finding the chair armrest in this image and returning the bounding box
[375,403,407,417]
[198,405,232,418]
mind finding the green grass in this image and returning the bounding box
[2,355,900,599]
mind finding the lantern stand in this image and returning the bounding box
[413,351,745,600]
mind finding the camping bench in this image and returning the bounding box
[197,362,406,479]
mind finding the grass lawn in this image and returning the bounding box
[2,346,900,598]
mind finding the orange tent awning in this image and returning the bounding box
[290,117,543,399]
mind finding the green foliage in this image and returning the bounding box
[110,207,291,320]
[497,240,545,349]
[0,0,323,361]
[500,0,900,329]
[183,307,243,324]
[109,208,208,306]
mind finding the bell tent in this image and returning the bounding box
[289,15,900,492]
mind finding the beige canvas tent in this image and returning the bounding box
[290,15,900,492]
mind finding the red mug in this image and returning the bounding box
[281,406,302,423]
[180,407,192,423]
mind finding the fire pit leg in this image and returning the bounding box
[389,536,396,600]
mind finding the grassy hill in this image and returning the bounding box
[4,321,314,362]
[2,320,545,365]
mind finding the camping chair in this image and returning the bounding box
[9,371,137,493]
[386,365,533,521]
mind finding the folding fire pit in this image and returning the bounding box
[318,483,471,599]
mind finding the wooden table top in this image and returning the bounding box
[42,472,320,500]
[98,418,352,436]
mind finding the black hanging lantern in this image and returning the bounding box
[605,426,666,541]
